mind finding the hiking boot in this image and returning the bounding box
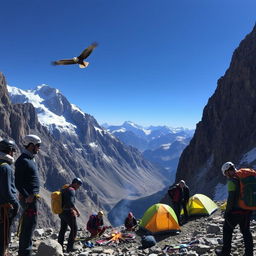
[66,245,79,253]
[215,248,224,255]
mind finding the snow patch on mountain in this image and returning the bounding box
[112,128,127,133]
[240,147,256,166]
[161,143,171,150]
[37,110,77,134]
[214,183,227,201]
[102,154,115,164]
[142,129,151,135]
[125,121,137,128]
[94,126,105,136]
[89,142,98,148]
[71,103,85,116]
[175,136,185,141]
[7,84,80,135]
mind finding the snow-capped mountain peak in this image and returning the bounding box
[7,84,81,135]
[35,84,60,98]
[123,121,143,129]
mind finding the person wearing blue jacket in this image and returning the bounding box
[15,135,41,256]
[0,139,19,256]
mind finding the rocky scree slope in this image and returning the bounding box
[6,206,256,256]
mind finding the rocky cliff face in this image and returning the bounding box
[1,73,166,227]
[0,72,101,227]
[175,25,256,198]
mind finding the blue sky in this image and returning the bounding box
[0,0,255,129]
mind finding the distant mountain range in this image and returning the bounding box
[103,121,194,152]
[103,122,194,181]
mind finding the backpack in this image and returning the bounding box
[51,184,69,214]
[168,185,181,203]
[236,168,256,210]
[141,235,156,249]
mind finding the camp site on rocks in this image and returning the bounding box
[5,204,256,255]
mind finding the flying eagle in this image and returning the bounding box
[52,42,98,68]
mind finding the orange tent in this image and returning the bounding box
[139,203,180,234]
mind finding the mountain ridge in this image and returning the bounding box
[175,25,256,200]
[103,122,194,152]
[2,74,166,226]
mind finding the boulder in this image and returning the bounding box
[36,239,63,256]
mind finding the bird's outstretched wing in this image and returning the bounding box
[52,59,76,65]
[78,42,98,60]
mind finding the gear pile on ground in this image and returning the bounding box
[5,208,256,255]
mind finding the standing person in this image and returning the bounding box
[168,180,189,225]
[168,182,181,225]
[15,134,41,256]
[215,162,253,256]
[87,211,108,238]
[124,212,137,231]
[57,178,82,253]
[0,139,19,256]
[179,180,190,223]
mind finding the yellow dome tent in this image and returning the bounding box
[220,201,227,210]
[139,203,180,234]
[185,194,218,216]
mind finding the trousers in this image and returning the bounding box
[18,200,38,256]
[0,207,17,256]
[58,210,77,250]
[221,212,253,256]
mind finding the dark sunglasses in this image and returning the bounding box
[35,143,41,148]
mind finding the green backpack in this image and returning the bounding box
[236,168,256,210]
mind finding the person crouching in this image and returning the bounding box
[124,212,137,231]
[87,211,107,238]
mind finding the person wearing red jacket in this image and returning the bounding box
[168,180,190,225]
[87,211,108,238]
[124,212,137,231]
